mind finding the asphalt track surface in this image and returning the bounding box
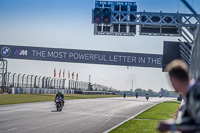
[0,97,174,133]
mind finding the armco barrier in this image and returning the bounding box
[11,88,74,94]
[20,88,24,94]
[30,88,33,94]
[39,89,42,94]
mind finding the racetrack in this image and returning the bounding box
[0,97,174,133]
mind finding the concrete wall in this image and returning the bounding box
[11,88,74,94]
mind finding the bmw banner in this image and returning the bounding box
[0,44,163,68]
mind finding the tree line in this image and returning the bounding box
[121,88,178,97]
[134,88,177,97]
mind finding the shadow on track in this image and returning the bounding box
[51,110,60,112]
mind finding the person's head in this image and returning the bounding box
[165,59,190,95]
[58,90,61,94]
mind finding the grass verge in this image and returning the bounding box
[110,101,180,133]
[135,101,180,120]
[110,119,160,133]
[0,94,121,105]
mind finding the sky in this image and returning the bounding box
[0,0,199,92]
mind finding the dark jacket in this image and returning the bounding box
[55,93,64,99]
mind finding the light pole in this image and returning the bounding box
[42,77,45,88]
[54,78,57,89]
[88,75,92,91]
[22,74,25,88]
[45,77,48,88]
[12,73,16,87]
[68,79,71,89]
[75,81,77,90]
[58,79,60,89]
[89,75,91,83]
[7,72,11,89]
[26,75,30,87]
[128,67,137,92]
[62,79,66,89]
[50,78,54,88]
[17,74,21,87]
[72,80,76,89]
[48,77,51,88]
[30,75,34,88]
[80,81,83,90]
[38,76,41,88]
[34,75,38,88]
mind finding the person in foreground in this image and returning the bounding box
[158,59,200,132]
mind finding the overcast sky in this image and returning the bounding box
[0,0,199,91]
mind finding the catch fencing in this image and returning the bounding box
[1,72,118,94]
[4,73,66,89]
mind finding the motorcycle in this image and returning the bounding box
[159,94,163,98]
[146,95,149,101]
[123,93,126,99]
[55,96,63,112]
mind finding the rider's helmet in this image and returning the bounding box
[58,90,61,94]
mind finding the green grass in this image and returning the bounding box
[0,94,55,105]
[110,101,180,133]
[0,94,121,105]
[135,101,180,120]
[110,119,160,133]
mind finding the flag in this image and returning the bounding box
[76,73,78,81]
[68,70,70,78]
[63,69,65,78]
[72,72,74,80]
[59,69,61,78]
[54,68,56,77]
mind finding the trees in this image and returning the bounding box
[134,88,146,96]
[133,88,177,97]
[158,88,170,97]
[147,89,154,96]
[134,88,158,96]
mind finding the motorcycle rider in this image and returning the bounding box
[55,90,64,106]
[145,93,149,100]
[135,91,139,98]
[123,92,126,99]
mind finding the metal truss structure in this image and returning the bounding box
[92,0,200,66]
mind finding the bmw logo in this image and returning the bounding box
[1,46,11,57]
